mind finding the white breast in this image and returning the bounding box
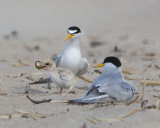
[59,47,81,74]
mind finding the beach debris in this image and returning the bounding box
[119,108,143,119]
[0,114,27,119]
[140,100,148,108]
[13,60,29,67]
[0,59,8,62]
[140,80,160,86]
[155,64,160,69]
[14,110,46,119]
[27,95,52,104]
[96,117,124,122]
[33,45,40,51]
[87,118,97,124]
[90,41,104,48]
[94,68,135,75]
[99,99,159,122]
[23,44,40,51]
[142,39,149,44]
[94,69,102,74]
[78,75,93,83]
[114,46,121,52]
[81,123,87,128]
[3,30,19,40]
[145,52,155,56]
[141,57,155,61]
[156,98,160,110]
[122,68,135,75]
[141,61,153,75]
[0,110,46,120]
[0,92,7,96]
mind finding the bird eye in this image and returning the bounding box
[46,63,49,65]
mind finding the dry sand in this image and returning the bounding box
[0,0,160,128]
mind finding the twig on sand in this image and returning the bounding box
[0,93,7,96]
[87,118,97,124]
[78,75,93,83]
[0,110,46,120]
[97,118,124,122]
[0,114,24,119]
[140,80,160,86]
[122,68,135,75]
[118,108,144,119]
[13,60,29,67]
[156,98,160,110]
[124,76,140,80]
[126,95,139,106]
[141,57,155,61]
[141,61,153,75]
[21,72,45,78]
[14,109,46,119]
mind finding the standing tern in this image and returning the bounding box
[29,26,91,88]
[55,26,88,76]
[35,59,76,96]
[69,56,135,104]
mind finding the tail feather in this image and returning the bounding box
[68,94,110,104]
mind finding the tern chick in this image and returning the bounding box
[35,59,76,96]
[69,56,135,104]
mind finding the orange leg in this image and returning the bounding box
[57,88,62,94]
[57,88,59,94]
[59,88,63,93]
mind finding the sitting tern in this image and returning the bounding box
[69,56,135,104]
[30,26,91,88]
[35,59,76,96]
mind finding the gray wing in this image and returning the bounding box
[85,73,115,98]
[69,73,116,104]
[54,56,63,67]
[76,58,89,76]
[96,77,135,102]
[60,74,69,81]
[72,72,135,104]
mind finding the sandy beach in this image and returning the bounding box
[0,0,160,128]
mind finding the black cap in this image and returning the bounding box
[67,26,81,34]
[103,56,121,68]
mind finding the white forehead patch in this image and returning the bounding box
[68,30,77,34]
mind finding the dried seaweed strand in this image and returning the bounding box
[119,108,144,119]
[27,95,52,104]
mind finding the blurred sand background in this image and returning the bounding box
[0,0,160,128]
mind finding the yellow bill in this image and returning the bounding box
[65,33,74,42]
[93,63,104,68]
